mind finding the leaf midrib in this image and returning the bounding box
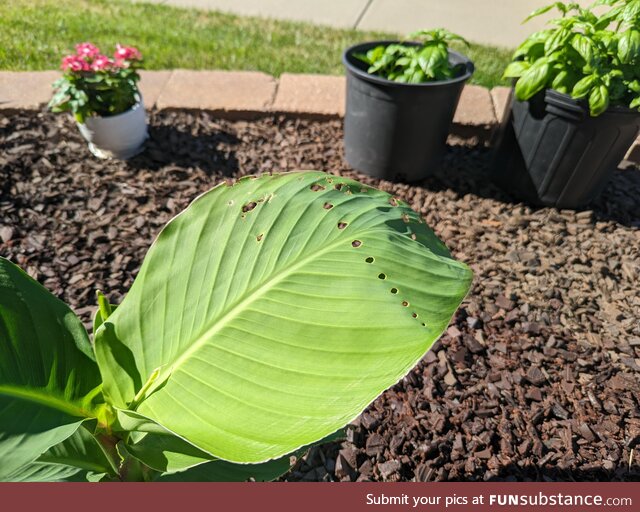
[0,385,93,419]
[156,229,376,382]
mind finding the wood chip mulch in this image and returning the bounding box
[1,110,639,482]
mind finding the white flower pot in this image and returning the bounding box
[77,99,148,160]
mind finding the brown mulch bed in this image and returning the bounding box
[1,110,639,482]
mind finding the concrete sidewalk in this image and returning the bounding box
[137,0,592,48]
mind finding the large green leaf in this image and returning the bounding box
[127,425,345,477]
[154,458,292,482]
[0,258,102,478]
[2,461,88,482]
[95,171,472,463]
[38,425,115,475]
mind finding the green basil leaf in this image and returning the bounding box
[618,30,640,64]
[544,28,571,55]
[623,0,640,23]
[523,2,564,23]
[551,68,579,94]
[588,84,609,116]
[515,58,552,100]
[572,74,598,98]
[571,33,595,65]
[503,61,531,79]
[418,45,448,77]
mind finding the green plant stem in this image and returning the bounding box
[94,432,122,478]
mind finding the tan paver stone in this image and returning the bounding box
[138,70,173,109]
[490,86,513,124]
[0,71,61,111]
[156,70,277,116]
[271,73,345,117]
[451,84,497,143]
[453,84,496,127]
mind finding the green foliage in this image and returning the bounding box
[505,0,640,116]
[0,258,103,478]
[356,28,470,83]
[0,172,472,481]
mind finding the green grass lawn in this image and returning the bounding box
[0,0,513,88]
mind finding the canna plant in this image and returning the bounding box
[0,171,472,482]
[356,28,470,83]
[503,0,640,116]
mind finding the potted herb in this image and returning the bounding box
[494,0,640,208]
[49,42,148,160]
[342,29,474,182]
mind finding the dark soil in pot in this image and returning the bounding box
[2,111,639,481]
[342,41,474,182]
[493,88,640,209]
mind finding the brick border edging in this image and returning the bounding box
[1,70,638,162]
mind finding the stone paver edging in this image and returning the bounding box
[1,70,638,163]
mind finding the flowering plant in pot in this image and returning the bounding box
[49,43,148,160]
[494,0,640,208]
[342,29,474,182]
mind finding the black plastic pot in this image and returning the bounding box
[342,41,474,182]
[493,88,640,209]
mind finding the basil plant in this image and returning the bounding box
[0,172,472,482]
[504,0,640,116]
[357,28,470,84]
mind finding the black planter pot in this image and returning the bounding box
[493,88,640,209]
[342,41,474,182]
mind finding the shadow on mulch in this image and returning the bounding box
[127,122,240,176]
[420,145,640,229]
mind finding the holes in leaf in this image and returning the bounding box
[242,201,257,213]
[323,202,333,210]
[338,222,347,230]
[411,233,417,241]
[390,287,398,294]
[310,184,325,192]
[402,301,409,307]
[421,323,426,327]
[365,257,374,263]
[389,197,398,207]
[352,240,362,248]
[402,213,410,223]
[378,273,386,280]
[412,313,418,318]
[335,183,344,191]
[256,234,263,242]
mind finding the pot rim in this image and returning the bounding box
[510,86,640,117]
[342,40,474,88]
[543,88,640,117]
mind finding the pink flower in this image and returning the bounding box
[91,54,113,71]
[75,42,100,58]
[61,55,90,72]
[114,44,141,61]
